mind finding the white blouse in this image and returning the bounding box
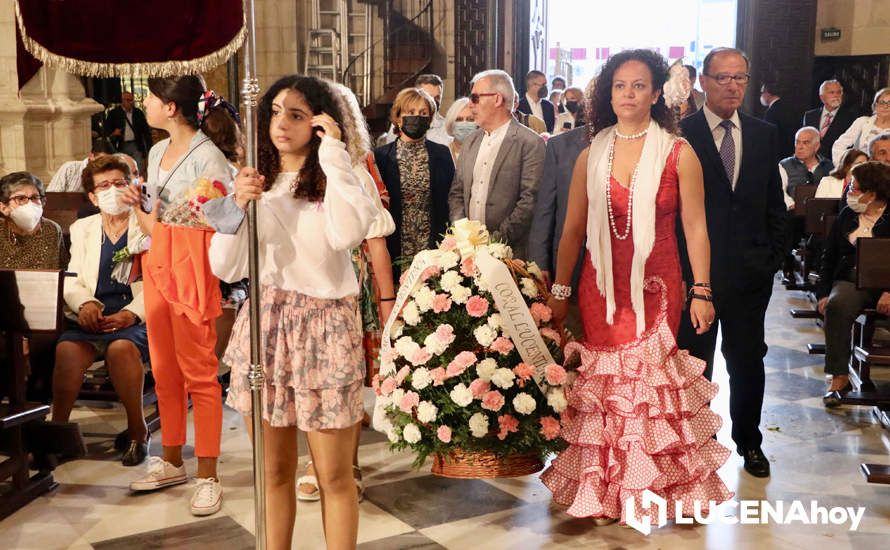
[832,115,890,166]
[354,165,395,239]
[208,137,378,299]
[815,175,846,199]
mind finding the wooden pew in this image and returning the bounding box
[43,192,92,237]
[0,270,63,519]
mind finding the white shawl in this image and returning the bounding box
[585,119,677,337]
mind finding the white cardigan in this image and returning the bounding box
[208,137,378,299]
[64,212,146,321]
[832,115,890,166]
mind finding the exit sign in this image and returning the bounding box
[821,27,842,42]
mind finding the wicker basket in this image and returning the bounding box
[431,449,544,479]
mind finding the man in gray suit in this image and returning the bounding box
[528,124,589,337]
[448,69,545,258]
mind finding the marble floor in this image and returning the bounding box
[3,280,890,549]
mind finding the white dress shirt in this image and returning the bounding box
[525,93,544,121]
[819,107,838,134]
[703,104,742,189]
[47,158,90,192]
[469,119,511,222]
[208,137,378,299]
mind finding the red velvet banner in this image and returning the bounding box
[15,0,245,89]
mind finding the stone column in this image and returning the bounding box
[0,0,102,181]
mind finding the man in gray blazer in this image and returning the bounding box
[448,69,545,258]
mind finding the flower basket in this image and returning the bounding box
[373,219,576,477]
[432,449,544,479]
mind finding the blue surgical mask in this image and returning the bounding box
[452,121,479,142]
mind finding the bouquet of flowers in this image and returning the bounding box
[161,175,229,228]
[374,219,574,470]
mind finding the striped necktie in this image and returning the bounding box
[820,111,833,138]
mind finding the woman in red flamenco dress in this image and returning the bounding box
[543,49,733,525]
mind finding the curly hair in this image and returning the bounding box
[586,49,678,140]
[257,75,347,202]
[328,81,372,166]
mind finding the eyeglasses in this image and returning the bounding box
[875,100,890,108]
[93,179,130,191]
[5,194,45,206]
[469,92,499,104]
[704,73,750,85]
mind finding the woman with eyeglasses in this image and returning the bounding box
[0,171,67,269]
[832,87,890,166]
[51,155,151,466]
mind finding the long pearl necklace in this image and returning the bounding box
[606,136,638,240]
[615,127,648,140]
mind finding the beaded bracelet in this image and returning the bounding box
[551,283,572,301]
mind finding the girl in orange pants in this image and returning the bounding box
[122,75,239,517]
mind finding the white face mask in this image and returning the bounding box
[847,193,870,213]
[8,202,43,232]
[97,187,130,216]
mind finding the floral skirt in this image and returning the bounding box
[224,286,365,431]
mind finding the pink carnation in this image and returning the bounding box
[437,425,452,443]
[381,348,399,363]
[490,336,514,355]
[395,365,411,384]
[544,363,567,386]
[421,265,441,282]
[481,390,505,412]
[430,367,447,386]
[446,350,478,377]
[410,348,432,366]
[497,414,520,440]
[399,391,420,413]
[469,378,491,398]
[540,416,561,440]
[540,327,562,345]
[530,302,553,324]
[380,376,398,396]
[432,293,453,313]
[465,295,489,317]
[513,363,535,382]
[440,236,458,251]
[435,324,456,345]
[460,256,477,277]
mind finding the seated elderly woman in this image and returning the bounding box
[0,171,67,269]
[818,161,890,407]
[51,155,151,466]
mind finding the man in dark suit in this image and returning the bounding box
[760,82,800,159]
[677,48,786,479]
[528,125,588,336]
[803,79,859,161]
[104,92,152,175]
[517,70,556,133]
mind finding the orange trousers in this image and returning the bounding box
[143,224,222,458]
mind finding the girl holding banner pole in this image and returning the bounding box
[205,75,376,550]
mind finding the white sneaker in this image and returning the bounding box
[129,456,188,492]
[190,477,223,516]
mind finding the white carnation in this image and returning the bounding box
[488,243,513,260]
[476,358,498,382]
[450,383,473,407]
[437,250,460,270]
[414,285,435,312]
[487,313,503,330]
[402,301,421,326]
[387,427,400,443]
[527,261,544,280]
[474,276,489,292]
[547,388,568,413]
[411,367,432,390]
[474,324,497,347]
[450,285,471,304]
[440,270,463,291]
[379,356,396,376]
[416,401,438,423]
[391,388,405,407]
[512,392,537,415]
[390,320,404,339]
[403,423,422,444]
[424,333,449,356]
[520,277,539,298]
[469,412,489,438]
[394,336,420,359]
[491,367,516,390]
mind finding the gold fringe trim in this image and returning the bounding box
[14,0,245,78]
